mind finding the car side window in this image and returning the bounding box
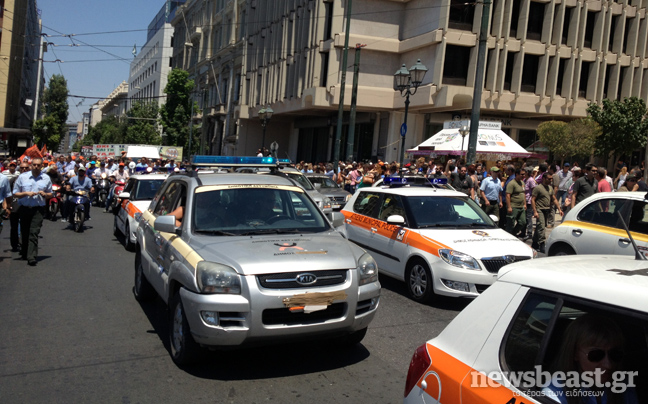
[153,182,183,216]
[378,194,406,221]
[628,200,648,235]
[576,198,631,229]
[352,191,381,218]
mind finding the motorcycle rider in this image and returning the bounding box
[65,165,94,222]
[105,162,129,212]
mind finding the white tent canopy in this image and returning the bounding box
[408,120,532,159]
[126,145,160,159]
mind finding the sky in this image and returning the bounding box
[37,0,167,123]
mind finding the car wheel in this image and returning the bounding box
[405,258,434,304]
[133,250,156,302]
[169,292,202,365]
[125,222,135,252]
[549,243,576,256]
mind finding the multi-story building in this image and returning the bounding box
[172,0,648,163]
[0,0,43,156]
[100,81,129,118]
[128,1,184,110]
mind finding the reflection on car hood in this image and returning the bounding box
[417,228,533,258]
[189,232,360,275]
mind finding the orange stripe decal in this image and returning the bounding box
[126,202,142,218]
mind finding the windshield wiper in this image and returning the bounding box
[456,223,495,228]
[195,230,237,236]
[240,229,304,236]
[418,224,458,228]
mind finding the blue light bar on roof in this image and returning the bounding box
[191,155,277,166]
[382,176,448,186]
[430,178,448,185]
[278,158,292,164]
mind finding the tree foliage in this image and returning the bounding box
[587,97,648,158]
[536,119,599,160]
[124,101,161,145]
[32,74,69,151]
[160,69,199,155]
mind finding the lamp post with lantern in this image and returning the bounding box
[459,125,470,160]
[259,105,273,152]
[394,59,428,172]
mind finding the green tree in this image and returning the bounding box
[536,119,599,162]
[160,69,199,155]
[587,97,648,159]
[32,74,69,151]
[568,118,601,158]
[124,101,161,144]
[85,115,124,145]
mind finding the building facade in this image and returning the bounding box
[172,0,648,163]
[100,81,129,118]
[0,0,43,156]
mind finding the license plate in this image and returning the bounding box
[332,204,340,209]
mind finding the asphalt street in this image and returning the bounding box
[0,209,471,404]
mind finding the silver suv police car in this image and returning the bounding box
[133,156,380,365]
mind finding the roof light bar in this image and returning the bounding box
[191,156,278,167]
[382,176,448,186]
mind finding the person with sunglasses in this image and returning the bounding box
[12,158,53,266]
[543,313,638,404]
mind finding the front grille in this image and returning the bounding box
[331,196,347,203]
[481,256,531,274]
[262,303,346,325]
[476,284,490,293]
[258,270,347,289]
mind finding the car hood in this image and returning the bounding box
[320,188,350,198]
[415,227,534,259]
[188,232,361,275]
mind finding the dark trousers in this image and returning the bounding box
[9,211,20,249]
[532,209,550,249]
[19,206,45,262]
[506,207,527,236]
[482,200,500,221]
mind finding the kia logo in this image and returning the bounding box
[296,273,317,285]
[504,255,515,264]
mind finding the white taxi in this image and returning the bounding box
[113,173,168,251]
[404,254,648,403]
[341,178,535,303]
[546,192,648,257]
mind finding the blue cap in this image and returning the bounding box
[90,161,96,165]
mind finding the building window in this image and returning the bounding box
[603,64,613,99]
[526,2,545,41]
[509,0,521,37]
[609,15,620,52]
[443,45,470,86]
[503,51,516,91]
[618,66,628,99]
[517,129,536,149]
[579,61,591,98]
[562,7,573,45]
[521,54,539,93]
[449,0,474,31]
[556,58,566,96]
[319,52,329,88]
[324,1,333,40]
[584,11,596,49]
[623,17,634,55]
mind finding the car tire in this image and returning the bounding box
[169,292,202,366]
[125,222,135,252]
[133,249,156,302]
[405,258,434,304]
[549,243,576,256]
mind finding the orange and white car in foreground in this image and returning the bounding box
[404,255,648,403]
[341,181,535,303]
[113,173,167,250]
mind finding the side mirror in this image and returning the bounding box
[118,191,131,200]
[154,215,180,235]
[489,214,499,223]
[331,211,345,228]
[387,215,406,225]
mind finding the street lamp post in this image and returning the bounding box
[394,59,428,173]
[259,105,273,151]
[459,125,470,160]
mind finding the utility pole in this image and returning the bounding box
[346,43,365,162]
[466,0,492,166]
[332,0,353,173]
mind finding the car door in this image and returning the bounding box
[618,199,648,257]
[117,178,137,233]
[344,190,382,259]
[569,197,632,255]
[372,193,410,277]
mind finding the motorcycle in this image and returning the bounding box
[110,179,126,214]
[68,189,90,232]
[48,183,63,221]
[95,173,111,207]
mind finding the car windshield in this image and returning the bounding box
[134,179,164,200]
[192,187,329,235]
[283,172,314,190]
[309,176,338,188]
[406,195,495,228]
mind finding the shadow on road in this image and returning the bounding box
[378,274,472,312]
[135,295,372,380]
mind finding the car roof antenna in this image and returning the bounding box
[616,210,647,260]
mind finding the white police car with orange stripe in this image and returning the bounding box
[404,251,648,403]
[133,156,380,365]
[341,177,535,303]
[113,172,168,251]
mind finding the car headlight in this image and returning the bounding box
[439,249,481,271]
[196,261,241,294]
[322,197,332,210]
[357,253,378,285]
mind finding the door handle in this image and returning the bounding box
[572,229,583,235]
[371,227,378,233]
[345,218,352,224]
[619,238,631,244]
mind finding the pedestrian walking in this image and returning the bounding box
[0,169,11,243]
[596,168,612,193]
[505,167,527,237]
[532,172,563,253]
[522,167,537,240]
[480,167,503,221]
[571,164,598,208]
[12,158,52,266]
